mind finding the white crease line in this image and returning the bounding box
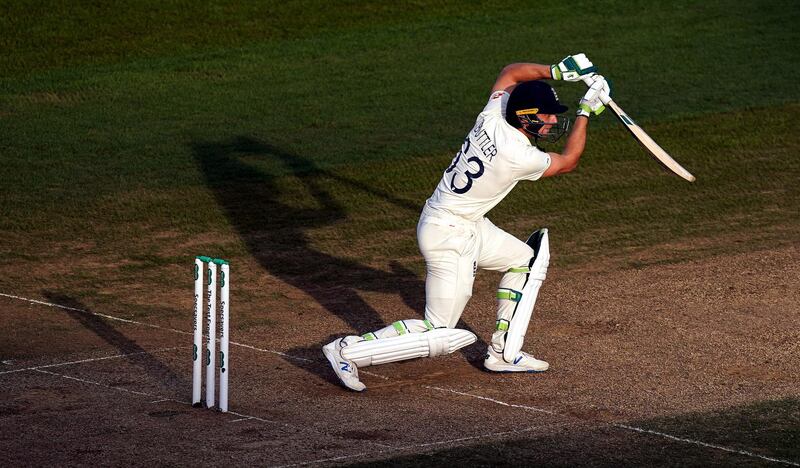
[6,293,553,456]
[230,341,386,378]
[32,364,385,445]
[32,368,282,425]
[0,291,392,451]
[1,292,391,380]
[227,410,283,425]
[228,341,312,362]
[12,291,793,466]
[0,292,190,334]
[271,422,568,468]
[1,292,322,365]
[427,386,800,467]
[615,424,800,467]
[231,343,386,379]
[425,385,556,415]
[0,347,182,376]
[35,369,154,397]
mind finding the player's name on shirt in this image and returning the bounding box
[472,117,497,161]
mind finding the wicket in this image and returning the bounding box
[192,255,230,412]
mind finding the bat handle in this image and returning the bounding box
[581,74,613,105]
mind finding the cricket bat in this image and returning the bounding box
[584,77,696,182]
[603,97,696,182]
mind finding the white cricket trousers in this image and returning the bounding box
[417,205,535,329]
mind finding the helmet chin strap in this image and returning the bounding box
[526,131,547,151]
[520,127,542,142]
[519,114,571,145]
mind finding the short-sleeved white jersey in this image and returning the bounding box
[425,91,551,221]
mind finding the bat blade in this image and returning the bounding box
[606,100,696,182]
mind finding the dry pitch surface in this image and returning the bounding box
[1,242,798,466]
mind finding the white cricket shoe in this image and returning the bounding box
[484,347,549,373]
[322,338,366,392]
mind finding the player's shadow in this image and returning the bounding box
[41,291,185,390]
[192,136,488,382]
[192,136,427,330]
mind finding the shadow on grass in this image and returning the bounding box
[192,137,489,384]
[41,291,185,389]
[346,398,800,467]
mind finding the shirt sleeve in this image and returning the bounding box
[512,145,552,181]
[481,91,507,116]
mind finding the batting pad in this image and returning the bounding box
[503,228,549,363]
[341,328,477,367]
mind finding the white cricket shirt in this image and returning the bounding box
[425,91,552,222]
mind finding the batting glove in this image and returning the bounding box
[577,75,608,117]
[551,53,597,81]
[582,72,613,99]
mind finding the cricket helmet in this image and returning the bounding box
[505,80,570,143]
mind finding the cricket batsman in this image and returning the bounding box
[323,54,609,391]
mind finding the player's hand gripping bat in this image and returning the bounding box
[583,76,696,182]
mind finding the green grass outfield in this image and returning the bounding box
[1,1,799,464]
[2,0,798,266]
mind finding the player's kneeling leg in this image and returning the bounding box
[323,319,476,391]
[485,228,550,373]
